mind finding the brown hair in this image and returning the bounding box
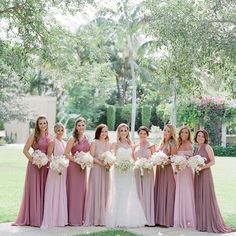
[160,124,177,149]
[94,124,109,140]
[116,123,132,145]
[137,126,149,136]
[194,129,209,144]
[34,115,48,144]
[178,125,192,148]
[73,117,86,143]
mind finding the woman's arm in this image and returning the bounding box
[47,140,55,161]
[170,144,177,156]
[23,134,34,162]
[64,137,75,161]
[201,144,215,170]
[90,141,105,166]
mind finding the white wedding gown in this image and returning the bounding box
[105,146,147,228]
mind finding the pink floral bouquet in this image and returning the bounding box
[151,151,169,168]
[32,149,49,168]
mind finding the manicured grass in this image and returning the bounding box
[75,229,139,236]
[0,146,235,229]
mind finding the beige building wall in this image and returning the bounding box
[5,96,57,144]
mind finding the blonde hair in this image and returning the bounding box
[160,124,177,149]
[116,123,132,145]
[178,125,192,148]
[54,123,65,133]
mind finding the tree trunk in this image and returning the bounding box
[128,35,137,142]
[172,75,177,127]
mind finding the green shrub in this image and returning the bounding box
[120,104,132,126]
[213,146,236,157]
[115,106,122,129]
[142,105,152,128]
[107,105,116,131]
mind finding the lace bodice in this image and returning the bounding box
[116,146,132,161]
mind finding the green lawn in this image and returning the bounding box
[75,229,139,236]
[0,147,235,229]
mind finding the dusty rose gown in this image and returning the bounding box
[154,146,175,227]
[67,137,90,226]
[84,140,111,226]
[194,144,232,233]
[174,150,196,229]
[134,142,155,226]
[13,135,50,227]
[41,138,67,228]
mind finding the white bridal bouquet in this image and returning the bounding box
[50,155,69,175]
[151,151,169,168]
[134,158,153,177]
[188,155,207,175]
[32,149,49,168]
[100,151,116,171]
[115,156,134,173]
[74,151,93,170]
[171,155,188,174]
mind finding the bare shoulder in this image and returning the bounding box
[205,144,213,152]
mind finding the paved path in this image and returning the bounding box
[1,222,236,236]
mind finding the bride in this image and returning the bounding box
[106,123,147,228]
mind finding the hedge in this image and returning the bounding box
[213,146,236,157]
[107,105,116,131]
[142,105,152,128]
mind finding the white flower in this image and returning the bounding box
[74,151,93,169]
[151,151,169,168]
[100,151,116,165]
[115,156,134,173]
[32,149,49,168]
[50,155,69,175]
[171,155,188,173]
[135,158,153,176]
[188,155,207,175]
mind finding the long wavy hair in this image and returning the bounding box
[160,124,177,149]
[178,125,192,148]
[116,123,132,145]
[73,117,86,143]
[33,115,48,144]
[94,124,109,141]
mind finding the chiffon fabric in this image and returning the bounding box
[67,137,90,226]
[41,138,68,228]
[13,135,50,227]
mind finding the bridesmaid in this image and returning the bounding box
[133,126,155,226]
[84,124,111,226]
[41,123,68,228]
[174,125,196,229]
[194,129,232,233]
[154,124,177,227]
[13,115,50,226]
[64,117,90,226]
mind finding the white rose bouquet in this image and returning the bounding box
[50,155,69,175]
[171,155,188,174]
[74,151,93,170]
[32,149,49,168]
[100,151,116,171]
[151,151,169,168]
[188,155,207,175]
[134,158,153,177]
